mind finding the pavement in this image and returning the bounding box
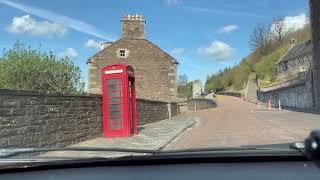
[43,95,320,157]
[43,115,196,158]
[246,73,259,103]
[165,95,320,150]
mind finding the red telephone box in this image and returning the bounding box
[101,64,137,138]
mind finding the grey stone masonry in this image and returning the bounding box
[187,99,217,111]
[136,98,177,125]
[0,89,102,148]
[87,15,178,102]
[258,71,314,110]
[0,89,178,148]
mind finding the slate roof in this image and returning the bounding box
[277,40,313,64]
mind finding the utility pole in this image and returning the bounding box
[310,0,320,111]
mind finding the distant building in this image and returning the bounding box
[192,80,201,99]
[87,15,178,102]
[276,39,313,81]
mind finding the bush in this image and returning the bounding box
[0,41,85,94]
[178,82,193,99]
[255,45,290,82]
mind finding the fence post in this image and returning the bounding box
[167,103,172,118]
[268,100,271,110]
[278,100,281,110]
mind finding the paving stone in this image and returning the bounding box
[42,115,195,158]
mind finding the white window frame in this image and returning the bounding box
[117,48,129,58]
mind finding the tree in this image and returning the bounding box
[270,17,286,45]
[249,23,273,55]
[0,41,85,94]
[250,24,267,50]
[178,74,188,86]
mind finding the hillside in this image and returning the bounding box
[205,24,311,93]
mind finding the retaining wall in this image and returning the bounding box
[0,89,177,148]
[257,71,314,109]
[187,99,217,111]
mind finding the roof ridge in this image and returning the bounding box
[87,38,179,64]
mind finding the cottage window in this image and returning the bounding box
[120,50,125,57]
[117,49,129,58]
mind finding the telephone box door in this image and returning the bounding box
[105,77,125,137]
[128,76,137,134]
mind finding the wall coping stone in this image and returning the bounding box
[259,72,309,92]
[0,89,101,98]
[0,89,178,104]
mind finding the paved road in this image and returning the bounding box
[165,95,320,150]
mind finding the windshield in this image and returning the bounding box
[0,0,319,160]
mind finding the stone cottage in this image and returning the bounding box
[87,15,178,102]
[276,39,313,81]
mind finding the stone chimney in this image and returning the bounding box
[100,42,113,50]
[290,38,297,45]
[121,14,146,39]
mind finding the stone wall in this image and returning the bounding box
[215,91,243,98]
[136,98,177,125]
[0,89,178,147]
[0,89,102,148]
[187,99,217,111]
[276,53,312,81]
[257,71,314,109]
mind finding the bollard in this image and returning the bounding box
[278,100,281,110]
[268,100,271,110]
[194,104,197,111]
[257,100,260,109]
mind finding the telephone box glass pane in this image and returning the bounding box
[107,79,121,85]
[109,97,121,103]
[109,91,120,97]
[110,111,121,117]
[109,85,121,91]
[109,104,121,111]
[106,78,123,130]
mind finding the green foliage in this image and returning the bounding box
[178,82,193,99]
[205,24,311,92]
[0,41,85,94]
[204,62,251,92]
[255,45,290,82]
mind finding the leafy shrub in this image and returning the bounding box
[0,41,85,94]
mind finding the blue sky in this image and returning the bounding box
[0,0,309,90]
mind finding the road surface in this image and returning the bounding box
[165,95,320,149]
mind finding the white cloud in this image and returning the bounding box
[59,48,79,60]
[6,14,67,37]
[217,24,238,34]
[181,6,265,18]
[84,39,101,49]
[164,0,183,7]
[270,13,309,33]
[0,0,112,40]
[198,41,234,61]
[171,48,185,55]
